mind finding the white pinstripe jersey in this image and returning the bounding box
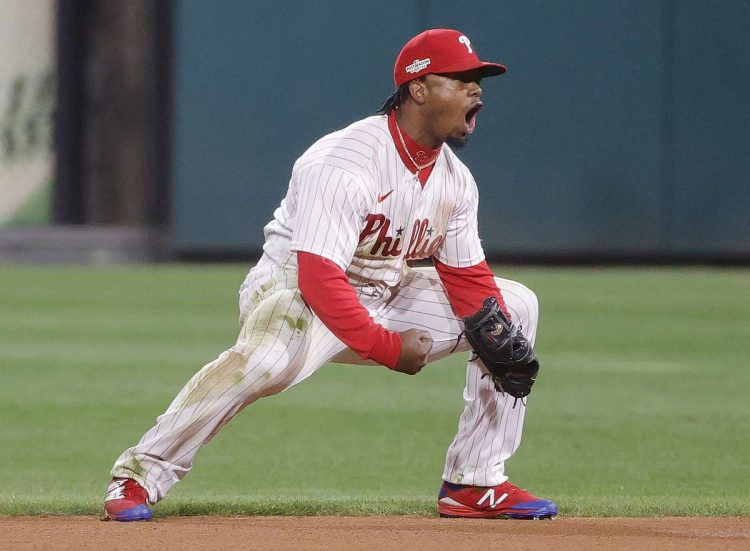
[261,115,486,289]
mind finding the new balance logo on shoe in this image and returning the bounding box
[105,479,126,501]
[477,488,509,509]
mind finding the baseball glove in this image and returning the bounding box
[462,297,539,399]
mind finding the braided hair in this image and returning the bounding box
[376,78,423,115]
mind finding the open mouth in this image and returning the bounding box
[465,103,483,134]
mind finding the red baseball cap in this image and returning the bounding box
[393,29,507,87]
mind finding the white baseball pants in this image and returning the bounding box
[111,258,539,504]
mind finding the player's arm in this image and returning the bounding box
[297,252,431,374]
[433,258,510,320]
[289,163,429,373]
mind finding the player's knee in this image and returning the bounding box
[231,339,309,397]
[501,280,539,330]
[231,344,280,376]
[519,284,539,322]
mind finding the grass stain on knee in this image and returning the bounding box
[178,349,248,407]
[282,315,308,333]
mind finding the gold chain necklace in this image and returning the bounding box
[394,119,437,177]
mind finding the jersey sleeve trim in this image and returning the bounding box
[290,245,351,271]
[433,250,486,269]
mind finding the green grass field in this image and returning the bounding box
[1,264,748,517]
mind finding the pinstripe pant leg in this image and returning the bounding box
[359,267,541,487]
[111,283,349,504]
[441,276,540,486]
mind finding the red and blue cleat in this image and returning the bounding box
[438,480,558,519]
[104,478,153,521]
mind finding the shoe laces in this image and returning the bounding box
[498,480,529,496]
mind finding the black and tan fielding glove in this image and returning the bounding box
[462,297,539,399]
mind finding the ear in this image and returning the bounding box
[407,78,428,106]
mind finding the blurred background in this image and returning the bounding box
[1,0,748,264]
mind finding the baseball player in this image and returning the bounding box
[105,28,558,521]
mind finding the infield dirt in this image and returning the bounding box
[2,516,749,550]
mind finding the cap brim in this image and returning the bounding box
[477,61,507,77]
[434,60,507,77]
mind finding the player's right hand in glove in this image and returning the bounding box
[394,329,433,375]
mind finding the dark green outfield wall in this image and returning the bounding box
[171,1,750,259]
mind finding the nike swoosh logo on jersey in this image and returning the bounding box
[377,190,394,203]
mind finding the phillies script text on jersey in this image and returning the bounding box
[359,214,445,259]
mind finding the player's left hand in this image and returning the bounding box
[463,297,539,399]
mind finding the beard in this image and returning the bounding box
[446,136,468,150]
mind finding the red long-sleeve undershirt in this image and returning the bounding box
[432,257,510,320]
[297,252,402,368]
[297,251,509,369]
